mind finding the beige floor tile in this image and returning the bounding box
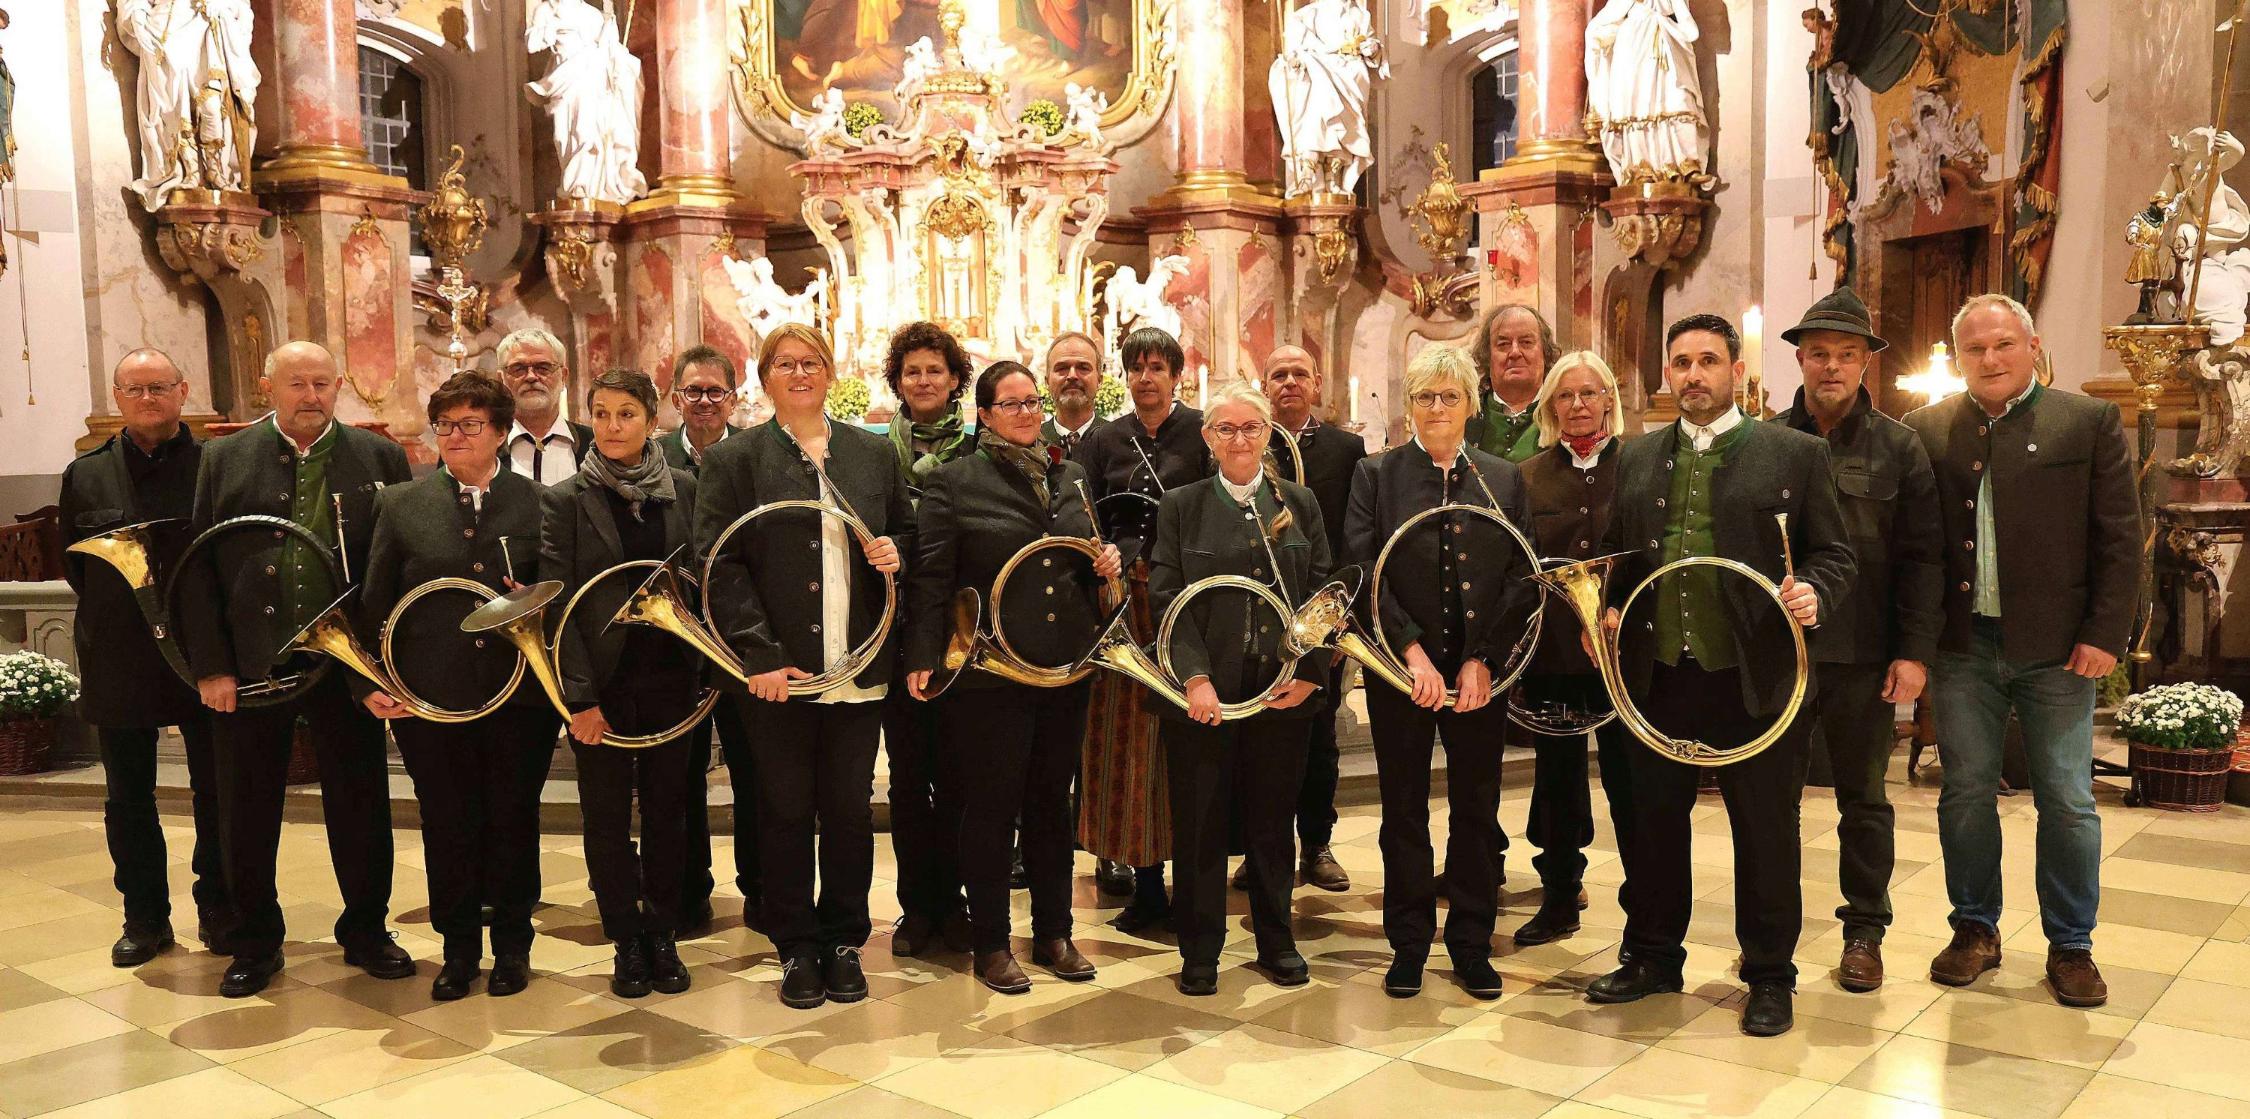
[1799,1085,1984,1118]
[2180,939,2250,988]
[0,997,136,1065]
[321,1052,584,1119]
[1402,1012,1645,1098]
[15,947,148,998]
[778,1084,967,1119]
[2102,1021,2250,1103]
[600,1041,858,1119]
[36,1066,302,1119]
[0,966,68,1014]
[1004,990,1238,1071]
[154,983,402,1063]
[2100,887,2239,938]
[0,887,109,933]
[531,1098,649,1119]
[1245,974,1492,1057]
[0,1027,212,1117]
[0,914,137,968]
[229,1020,477,1106]
[756,996,988,1081]
[1297,1059,1559,1119]
[1837,1034,2095,1119]
[1143,1022,1386,1114]
[1577,1047,1830,1119]
[1657,1000,1892,1083]
[492,1007,733,1096]
[400,974,630,1053]
[873,1035,1126,1119]
[1969,951,2176,1020]
[2143,976,2250,1041]
[1899,990,2133,1070]
[2060,1072,2250,1119]
[1998,919,2206,978]
[2097,858,2250,905]
[883,971,1108,1036]
[1040,1073,1284,1119]
[638,971,856,1042]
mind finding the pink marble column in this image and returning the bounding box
[1173,0,1246,184]
[1516,0,1594,158]
[264,0,368,164]
[655,0,735,196]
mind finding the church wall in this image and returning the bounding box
[1664,0,1765,382]
[1757,0,1826,407]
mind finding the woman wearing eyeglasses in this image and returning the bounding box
[904,361,1122,992]
[1342,343,1536,1001]
[1070,326,1214,932]
[879,323,980,960]
[1511,352,1634,951]
[1148,382,1333,995]
[357,371,558,1002]
[695,324,912,1011]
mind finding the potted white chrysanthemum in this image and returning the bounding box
[0,651,79,775]
[2116,682,2244,811]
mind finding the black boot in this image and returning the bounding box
[1512,889,1584,946]
[648,934,690,995]
[1384,948,1427,997]
[610,938,652,999]
[780,953,826,1009]
[1586,959,1684,1004]
[111,921,174,968]
[431,958,479,1001]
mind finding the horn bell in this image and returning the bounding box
[279,591,404,698]
[608,560,750,685]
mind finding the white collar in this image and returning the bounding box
[1679,405,1744,450]
[509,418,575,446]
[268,414,336,455]
[1412,434,1464,469]
[1493,394,1535,419]
[1055,413,1097,439]
[446,460,499,492]
[1217,469,1261,506]
[1567,436,1613,469]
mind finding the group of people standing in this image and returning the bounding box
[56,283,2135,1041]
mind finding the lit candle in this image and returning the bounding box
[1741,305,1764,412]
[1348,374,1361,423]
[1197,364,1208,407]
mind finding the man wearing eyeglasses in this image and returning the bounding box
[660,345,747,476]
[59,349,232,968]
[496,328,593,484]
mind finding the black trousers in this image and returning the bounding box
[1295,663,1346,849]
[1366,684,1506,959]
[211,672,394,958]
[947,682,1090,955]
[99,716,227,927]
[1811,661,1897,940]
[394,707,558,961]
[887,689,964,923]
[1624,658,1810,986]
[1521,673,1637,895]
[747,698,882,959]
[684,695,760,910]
[1165,715,1310,964]
[572,734,691,942]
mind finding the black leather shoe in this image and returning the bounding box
[1741,981,1794,1037]
[1177,960,1220,996]
[111,922,174,967]
[343,934,416,980]
[1109,901,1170,934]
[219,952,282,998]
[610,938,652,999]
[1512,895,1583,947]
[825,946,868,1002]
[780,954,826,1009]
[1256,949,1309,987]
[1094,858,1134,898]
[488,953,531,997]
[1384,950,1426,997]
[196,911,236,957]
[1586,960,1685,1005]
[648,934,691,995]
[891,912,936,958]
[431,959,479,1001]
[1453,955,1504,1000]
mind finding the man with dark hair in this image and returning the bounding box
[659,345,744,475]
[1588,313,1855,1037]
[1040,332,1103,454]
[61,348,231,966]
[1772,287,1943,993]
[1467,304,1559,462]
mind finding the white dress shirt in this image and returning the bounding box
[806,421,884,704]
[507,420,578,484]
[1680,405,1745,452]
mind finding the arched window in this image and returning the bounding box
[1470,52,1520,176]
[358,46,428,190]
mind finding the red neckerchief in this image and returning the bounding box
[1561,431,1610,460]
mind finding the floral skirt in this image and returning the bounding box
[1077,562,1169,866]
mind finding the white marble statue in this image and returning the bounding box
[1268,0,1388,197]
[1104,255,1190,355]
[959,26,1017,81]
[791,87,853,153]
[1064,82,1108,147]
[724,256,831,350]
[2172,129,2250,347]
[114,0,261,211]
[897,37,941,102]
[526,0,647,206]
[1584,0,1710,186]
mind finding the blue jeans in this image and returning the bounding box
[1931,618,2102,950]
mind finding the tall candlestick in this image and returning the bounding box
[1741,305,1764,413]
[1348,374,1361,423]
[1197,364,1209,407]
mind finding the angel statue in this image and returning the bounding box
[723,256,831,350]
[1268,0,1389,197]
[1584,0,1711,186]
[896,37,941,102]
[526,0,647,207]
[1063,82,1108,147]
[2170,128,2250,347]
[791,87,852,154]
[1102,255,1190,357]
[114,0,260,211]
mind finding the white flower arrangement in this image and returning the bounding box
[0,651,80,720]
[2115,682,2244,752]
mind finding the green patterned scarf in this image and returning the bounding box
[978,426,1057,507]
[890,409,972,488]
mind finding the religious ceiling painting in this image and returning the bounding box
[1807,0,2067,304]
[734,0,1171,130]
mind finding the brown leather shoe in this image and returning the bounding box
[1031,938,1096,981]
[1928,923,2001,987]
[1300,847,1350,892]
[975,950,1031,994]
[2046,948,2109,1008]
[1838,937,1884,993]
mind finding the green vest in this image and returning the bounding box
[1653,419,1752,670]
[277,419,341,631]
[1475,394,1542,463]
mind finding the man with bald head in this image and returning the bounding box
[174,340,414,997]
[61,349,230,967]
[1260,344,1364,891]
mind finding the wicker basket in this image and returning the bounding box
[2129,740,2234,812]
[0,718,54,776]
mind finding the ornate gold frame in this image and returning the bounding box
[731,0,1175,131]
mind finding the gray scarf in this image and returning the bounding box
[578,439,676,521]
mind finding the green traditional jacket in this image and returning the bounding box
[1473,393,1543,463]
